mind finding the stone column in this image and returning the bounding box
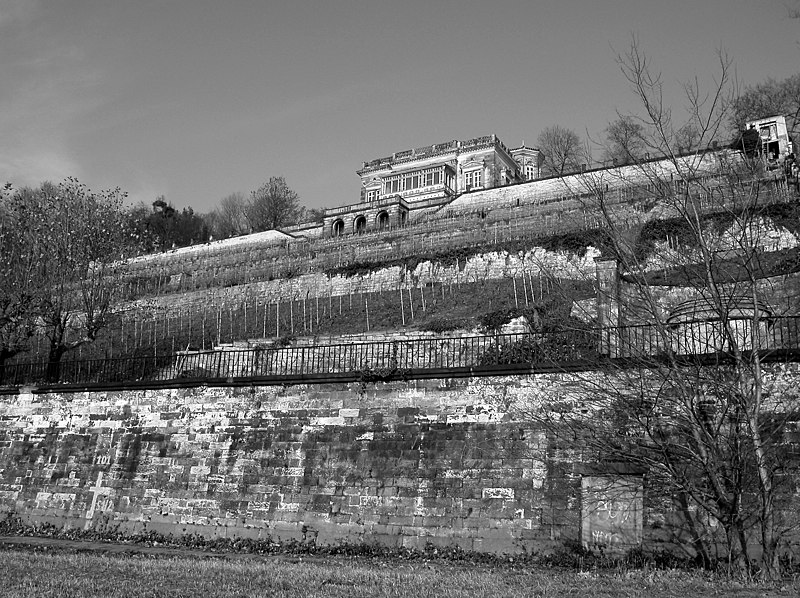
[596,260,620,357]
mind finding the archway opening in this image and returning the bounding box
[376,211,390,231]
[354,215,367,234]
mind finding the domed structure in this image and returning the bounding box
[666,294,774,355]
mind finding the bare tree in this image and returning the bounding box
[2,179,139,379]
[517,40,799,578]
[302,206,326,223]
[602,115,647,165]
[674,123,701,154]
[730,74,800,145]
[246,177,302,232]
[208,191,249,239]
[536,125,584,176]
[0,184,41,370]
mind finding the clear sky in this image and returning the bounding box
[0,1,797,213]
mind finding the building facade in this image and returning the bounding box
[747,115,793,164]
[319,116,792,239]
[322,134,541,238]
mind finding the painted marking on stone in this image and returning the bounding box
[85,472,112,529]
[482,487,514,500]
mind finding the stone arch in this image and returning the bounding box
[354,215,367,234]
[331,219,344,237]
[376,211,390,230]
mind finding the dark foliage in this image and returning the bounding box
[477,326,600,366]
[130,198,211,252]
[634,201,800,263]
[418,318,471,333]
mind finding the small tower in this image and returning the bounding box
[510,144,542,181]
[745,115,792,164]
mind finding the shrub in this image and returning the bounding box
[418,318,471,333]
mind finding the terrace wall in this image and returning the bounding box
[119,172,792,303]
[121,205,614,298]
[0,378,575,553]
[126,247,601,315]
[2,368,799,555]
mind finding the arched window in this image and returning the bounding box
[399,210,408,226]
[331,219,344,237]
[354,215,367,234]
[376,211,389,230]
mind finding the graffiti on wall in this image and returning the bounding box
[581,476,643,552]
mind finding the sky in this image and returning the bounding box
[0,1,798,213]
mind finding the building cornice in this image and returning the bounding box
[357,134,510,176]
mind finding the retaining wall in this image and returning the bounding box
[1,369,799,555]
[0,376,608,553]
[125,247,601,318]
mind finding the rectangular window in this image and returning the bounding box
[464,170,482,190]
[760,124,777,141]
[366,189,379,202]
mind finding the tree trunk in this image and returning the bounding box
[734,521,752,575]
[0,350,10,384]
[677,492,713,568]
[0,346,29,384]
[46,344,67,383]
[759,509,781,580]
[722,519,751,575]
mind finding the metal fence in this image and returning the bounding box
[614,316,800,359]
[0,332,567,387]
[2,317,799,389]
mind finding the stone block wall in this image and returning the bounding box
[0,378,585,553]
[1,369,799,555]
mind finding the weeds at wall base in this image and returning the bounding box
[0,512,738,574]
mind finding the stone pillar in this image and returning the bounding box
[596,260,620,357]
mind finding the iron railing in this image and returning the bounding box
[2,317,800,390]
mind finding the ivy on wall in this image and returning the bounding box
[634,203,800,262]
[324,229,618,280]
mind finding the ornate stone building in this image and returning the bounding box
[322,134,541,237]
[318,115,793,239]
